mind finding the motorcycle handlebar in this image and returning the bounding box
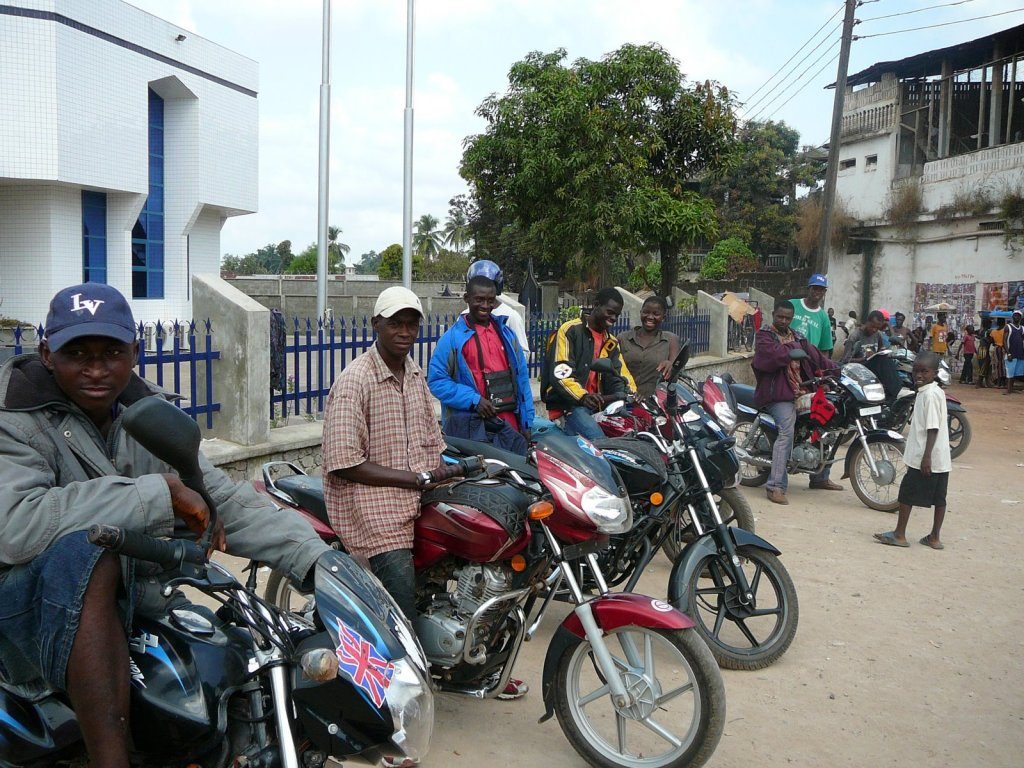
[88,524,207,570]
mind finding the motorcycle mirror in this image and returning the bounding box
[122,397,203,482]
[788,348,808,360]
[668,342,690,381]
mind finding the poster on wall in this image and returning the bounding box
[1008,281,1024,312]
[912,282,976,331]
[981,282,1009,311]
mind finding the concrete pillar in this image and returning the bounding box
[697,290,729,358]
[671,287,695,309]
[749,287,775,317]
[193,273,270,446]
[939,59,952,158]
[977,65,988,151]
[614,285,644,328]
[540,281,560,313]
[990,43,1004,147]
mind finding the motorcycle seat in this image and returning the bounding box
[443,436,538,480]
[730,383,757,410]
[275,473,330,528]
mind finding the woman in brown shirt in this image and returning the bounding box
[618,296,680,398]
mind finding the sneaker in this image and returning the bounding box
[497,677,529,700]
[381,757,418,768]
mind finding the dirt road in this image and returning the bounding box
[227,384,1022,767]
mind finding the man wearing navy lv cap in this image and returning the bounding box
[0,283,327,766]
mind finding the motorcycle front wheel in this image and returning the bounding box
[733,421,770,488]
[684,545,798,671]
[848,438,906,512]
[265,571,314,613]
[662,488,755,562]
[554,626,725,768]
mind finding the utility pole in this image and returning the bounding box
[816,0,858,276]
[316,0,331,320]
[401,0,415,289]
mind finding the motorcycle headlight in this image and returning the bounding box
[580,485,633,534]
[383,657,434,762]
[712,401,736,430]
[863,383,886,402]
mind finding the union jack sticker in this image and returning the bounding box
[335,618,395,708]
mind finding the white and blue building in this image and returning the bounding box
[0,0,258,325]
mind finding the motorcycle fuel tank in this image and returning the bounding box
[415,481,532,567]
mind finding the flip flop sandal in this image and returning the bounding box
[873,531,910,547]
[919,536,945,550]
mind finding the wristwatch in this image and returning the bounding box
[416,471,433,489]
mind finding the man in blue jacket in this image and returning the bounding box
[429,276,534,455]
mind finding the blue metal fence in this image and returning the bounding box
[6,321,221,429]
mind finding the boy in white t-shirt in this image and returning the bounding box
[874,351,951,550]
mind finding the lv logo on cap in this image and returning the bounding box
[70,294,105,316]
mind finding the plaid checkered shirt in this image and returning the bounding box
[322,344,444,558]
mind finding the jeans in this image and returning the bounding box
[763,401,833,493]
[368,549,417,622]
[960,353,974,383]
[562,406,605,441]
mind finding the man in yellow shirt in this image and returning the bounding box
[930,313,949,356]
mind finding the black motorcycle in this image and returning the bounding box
[728,354,908,512]
[0,398,433,768]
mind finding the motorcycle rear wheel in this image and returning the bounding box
[733,421,770,488]
[662,488,754,562]
[554,626,725,768]
[684,546,798,671]
[848,439,906,512]
[948,412,971,459]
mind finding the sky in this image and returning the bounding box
[128,0,1023,264]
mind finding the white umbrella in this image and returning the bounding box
[923,301,956,312]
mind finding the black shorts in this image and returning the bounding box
[898,467,949,508]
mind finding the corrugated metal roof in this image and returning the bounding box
[839,22,1024,87]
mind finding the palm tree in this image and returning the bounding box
[412,214,442,261]
[327,225,351,271]
[443,208,471,253]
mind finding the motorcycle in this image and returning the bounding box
[885,347,971,459]
[0,397,433,768]
[727,353,908,512]
[260,432,726,768]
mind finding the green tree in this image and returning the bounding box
[355,250,381,274]
[327,225,351,268]
[421,249,471,282]
[699,237,756,279]
[443,196,473,253]
[413,214,442,260]
[460,44,738,295]
[378,243,423,280]
[702,120,822,258]
[285,242,344,275]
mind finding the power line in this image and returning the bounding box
[757,52,843,123]
[748,37,842,121]
[854,7,1024,39]
[860,0,976,23]
[745,23,844,115]
[745,3,846,104]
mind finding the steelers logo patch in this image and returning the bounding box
[553,363,573,380]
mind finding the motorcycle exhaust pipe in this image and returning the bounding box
[735,447,773,469]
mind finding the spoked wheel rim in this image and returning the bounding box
[853,441,906,508]
[565,627,703,766]
[690,552,786,657]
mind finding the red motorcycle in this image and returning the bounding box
[257,432,725,768]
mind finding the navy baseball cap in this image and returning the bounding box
[808,273,829,288]
[44,283,137,352]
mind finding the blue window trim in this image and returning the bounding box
[133,89,164,299]
[82,190,107,284]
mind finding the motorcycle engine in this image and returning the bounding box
[415,563,513,668]
[791,443,821,470]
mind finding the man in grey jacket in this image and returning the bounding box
[0,283,329,767]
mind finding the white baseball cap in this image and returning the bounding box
[373,286,424,318]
